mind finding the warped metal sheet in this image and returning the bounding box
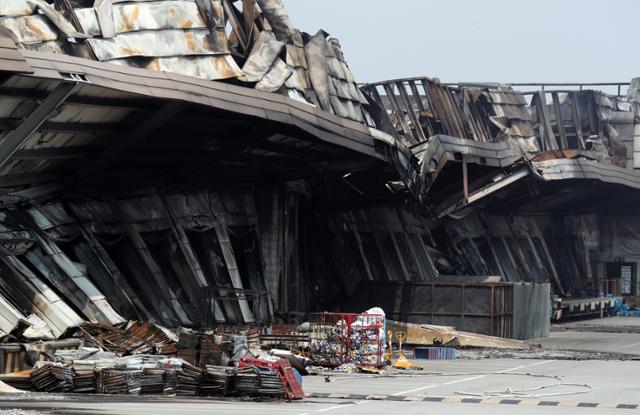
[256,57,292,93]
[330,78,359,101]
[330,96,363,123]
[3,255,85,337]
[290,67,309,91]
[22,40,65,54]
[532,158,640,190]
[0,15,58,44]
[256,0,295,41]
[0,0,35,17]
[326,57,346,81]
[72,8,102,37]
[75,1,208,37]
[285,44,306,69]
[492,103,530,121]
[240,30,284,83]
[111,0,196,2]
[339,60,355,84]
[488,91,527,105]
[95,0,115,38]
[0,293,26,335]
[305,31,332,113]
[87,29,227,60]
[110,54,242,80]
[29,0,85,38]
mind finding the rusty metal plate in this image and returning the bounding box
[109,54,242,80]
[87,29,228,61]
[0,0,35,17]
[75,1,208,37]
[0,15,58,43]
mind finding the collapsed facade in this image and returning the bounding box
[0,0,637,341]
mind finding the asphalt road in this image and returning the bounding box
[0,358,638,414]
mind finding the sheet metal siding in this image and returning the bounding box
[75,1,208,36]
[533,158,640,189]
[88,29,228,61]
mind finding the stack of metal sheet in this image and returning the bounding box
[98,369,142,395]
[232,366,260,396]
[125,322,178,355]
[30,363,74,393]
[176,330,199,366]
[163,369,178,395]
[200,366,230,396]
[198,333,223,367]
[72,369,96,393]
[245,328,261,350]
[175,363,204,396]
[257,368,284,397]
[140,369,165,395]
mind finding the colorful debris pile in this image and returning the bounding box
[309,310,386,367]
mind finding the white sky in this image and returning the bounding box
[285,0,638,85]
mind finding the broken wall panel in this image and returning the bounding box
[0,255,84,337]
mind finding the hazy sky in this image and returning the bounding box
[285,0,638,85]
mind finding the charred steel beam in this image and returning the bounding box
[0,119,121,134]
[12,147,96,160]
[0,82,76,170]
[569,92,586,150]
[78,101,188,177]
[0,172,62,187]
[0,87,157,110]
[551,92,568,149]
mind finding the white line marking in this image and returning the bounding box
[618,342,640,350]
[442,375,486,385]
[317,406,349,413]
[310,360,556,412]
[499,360,554,373]
[391,384,439,396]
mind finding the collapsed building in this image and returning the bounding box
[0,0,637,344]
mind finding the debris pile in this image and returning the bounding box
[71,322,178,356]
[28,355,299,399]
[386,321,530,350]
[612,299,640,317]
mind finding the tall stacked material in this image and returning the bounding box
[200,366,230,396]
[199,333,223,367]
[238,357,304,400]
[176,330,199,366]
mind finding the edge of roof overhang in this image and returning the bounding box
[1,47,384,160]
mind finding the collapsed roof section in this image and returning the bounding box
[363,77,640,217]
[0,0,374,126]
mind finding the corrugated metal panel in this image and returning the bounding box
[256,58,292,93]
[75,1,208,36]
[109,54,241,80]
[0,15,58,44]
[240,30,284,83]
[533,158,640,189]
[88,29,228,61]
[0,293,26,335]
[0,1,35,17]
[488,91,527,105]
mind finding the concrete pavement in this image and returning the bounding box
[0,358,638,414]
[530,331,640,355]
